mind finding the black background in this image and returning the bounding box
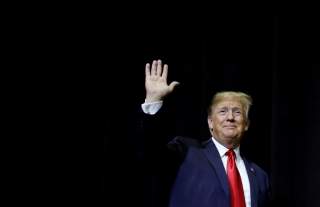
[103,14,320,206]
[11,8,320,206]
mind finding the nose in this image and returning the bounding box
[226,111,235,121]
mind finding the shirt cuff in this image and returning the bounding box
[141,101,163,115]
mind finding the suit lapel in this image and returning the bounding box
[202,140,261,206]
[243,158,258,207]
[202,140,230,197]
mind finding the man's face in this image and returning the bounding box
[207,98,249,149]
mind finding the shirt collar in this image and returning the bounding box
[211,137,241,160]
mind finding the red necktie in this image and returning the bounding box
[226,149,246,207]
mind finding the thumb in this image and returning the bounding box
[168,81,180,92]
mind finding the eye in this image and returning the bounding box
[219,109,226,114]
[233,110,242,116]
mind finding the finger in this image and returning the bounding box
[145,63,151,78]
[151,60,157,76]
[169,81,180,92]
[162,64,168,80]
[156,59,162,76]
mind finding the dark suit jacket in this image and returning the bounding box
[135,104,270,207]
[167,136,270,207]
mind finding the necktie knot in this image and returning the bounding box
[226,149,236,160]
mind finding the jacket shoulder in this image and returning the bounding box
[167,136,205,149]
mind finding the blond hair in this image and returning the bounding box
[207,91,252,119]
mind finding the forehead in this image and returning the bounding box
[214,99,244,109]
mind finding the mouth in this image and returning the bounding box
[223,125,236,129]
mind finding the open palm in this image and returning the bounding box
[145,60,179,102]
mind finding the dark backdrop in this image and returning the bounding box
[31,12,319,206]
[101,15,320,206]
[9,4,320,206]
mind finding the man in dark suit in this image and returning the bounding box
[137,59,270,207]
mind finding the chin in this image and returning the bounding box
[223,135,240,144]
[223,134,237,139]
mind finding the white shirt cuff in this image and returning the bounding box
[141,101,163,115]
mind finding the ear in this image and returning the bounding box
[208,117,213,129]
[245,119,250,131]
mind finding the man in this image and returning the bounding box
[137,59,270,207]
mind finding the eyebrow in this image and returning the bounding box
[217,106,242,110]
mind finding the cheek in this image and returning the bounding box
[210,115,227,126]
[236,119,247,128]
[213,120,225,129]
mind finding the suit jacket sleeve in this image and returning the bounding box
[133,101,187,164]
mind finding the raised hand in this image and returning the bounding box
[145,60,179,102]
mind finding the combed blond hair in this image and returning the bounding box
[207,91,252,119]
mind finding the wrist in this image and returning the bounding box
[145,95,163,103]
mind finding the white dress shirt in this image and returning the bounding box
[211,137,251,207]
[141,101,251,207]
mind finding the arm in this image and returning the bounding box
[134,60,181,161]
